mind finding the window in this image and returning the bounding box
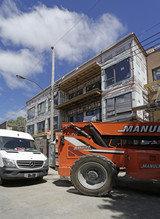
[54,116,58,130]
[48,99,51,111]
[105,67,114,87]
[69,113,83,122]
[86,108,101,120]
[77,113,83,122]
[37,121,45,133]
[69,89,83,100]
[86,81,101,92]
[105,58,130,88]
[38,101,46,116]
[27,107,35,120]
[54,116,58,123]
[152,67,160,81]
[0,137,38,151]
[106,93,131,118]
[122,138,160,147]
[27,125,34,135]
[54,95,58,106]
[48,118,50,130]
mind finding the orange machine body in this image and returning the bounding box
[58,122,160,180]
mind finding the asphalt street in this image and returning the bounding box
[0,169,160,219]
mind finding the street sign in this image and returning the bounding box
[47,130,51,139]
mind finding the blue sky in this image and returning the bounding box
[0,0,160,123]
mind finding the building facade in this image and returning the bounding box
[144,47,160,121]
[26,33,152,140]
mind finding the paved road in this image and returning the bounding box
[0,169,160,219]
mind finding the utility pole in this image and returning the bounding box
[50,46,55,142]
[49,46,56,168]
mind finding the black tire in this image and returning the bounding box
[0,176,4,186]
[36,176,43,181]
[71,154,117,197]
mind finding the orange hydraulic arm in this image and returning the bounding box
[58,122,160,180]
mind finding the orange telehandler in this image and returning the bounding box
[57,122,160,196]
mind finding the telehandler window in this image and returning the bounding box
[122,138,160,147]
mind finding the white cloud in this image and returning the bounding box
[0,49,43,88]
[0,0,127,86]
[5,108,26,121]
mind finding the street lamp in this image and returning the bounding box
[16,75,44,91]
[16,50,56,168]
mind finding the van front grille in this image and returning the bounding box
[17,160,43,169]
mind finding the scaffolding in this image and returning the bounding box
[133,80,160,122]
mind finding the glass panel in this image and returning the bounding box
[54,96,58,106]
[105,67,114,87]
[86,110,94,116]
[48,99,51,111]
[115,58,130,82]
[37,121,45,133]
[38,101,46,115]
[106,98,114,111]
[73,115,77,122]
[153,67,160,81]
[27,107,35,120]
[106,98,115,117]
[77,113,83,122]
[27,125,34,135]
[116,93,131,113]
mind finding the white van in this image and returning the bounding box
[0,129,48,185]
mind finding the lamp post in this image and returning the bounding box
[16,75,44,91]
[16,49,56,168]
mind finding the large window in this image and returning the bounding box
[27,125,34,135]
[37,121,45,134]
[106,93,131,118]
[152,67,160,81]
[38,101,46,116]
[27,107,35,120]
[105,58,130,88]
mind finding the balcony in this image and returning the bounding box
[55,88,101,111]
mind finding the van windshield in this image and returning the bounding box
[0,137,39,152]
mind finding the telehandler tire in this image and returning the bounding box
[71,154,117,197]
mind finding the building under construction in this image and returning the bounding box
[25,32,160,155]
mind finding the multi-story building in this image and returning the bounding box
[26,32,152,145]
[144,47,160,121]
[55,32,147,123]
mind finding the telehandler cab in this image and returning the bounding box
[58,122,160,196]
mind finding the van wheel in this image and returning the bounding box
[0,176,4,185]
[71,154,117,197]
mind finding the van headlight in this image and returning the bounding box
[44,159,49,167]
[2,158,16,167]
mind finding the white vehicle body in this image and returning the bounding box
[0,129,48,184]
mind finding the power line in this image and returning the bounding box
[53,0,101,47]
[5,105,26,121]
[7,37,160,122]
[137,22,160,37]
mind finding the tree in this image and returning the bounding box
[7,117,26,131]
